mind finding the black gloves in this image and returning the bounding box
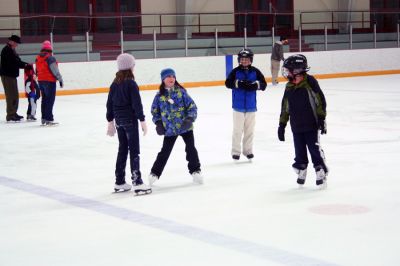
[59,81,64,88]
[237,80,259,91]
[318,119,327,134]
[278,124,285,141]
[244,81,259,91]
[237,80,247,88]
[181,117,194,130]
[155,121,165,135]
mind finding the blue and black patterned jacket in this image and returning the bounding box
[151,85,197,136]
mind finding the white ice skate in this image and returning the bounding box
[293,168,307,187]
[133,183,152,195]
[192,171,204,184]
[114,183,132,192]
[148,173,159,187]
[316,169,327,189]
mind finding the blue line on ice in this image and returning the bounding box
[0,175,337,266]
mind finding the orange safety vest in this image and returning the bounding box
[35,53,57,82]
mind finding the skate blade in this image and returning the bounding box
[317,181,328,190]
[134,188,152,196]
[113,188,132,193]
[41,123,59,127]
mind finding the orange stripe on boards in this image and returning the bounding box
[1,70,399,99]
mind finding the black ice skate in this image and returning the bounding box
[232,154,240,161]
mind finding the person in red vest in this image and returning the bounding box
[35,40,63,126]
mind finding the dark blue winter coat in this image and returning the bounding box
[106,79,145,123]
[279,74,327,133]
[225,65,267,112]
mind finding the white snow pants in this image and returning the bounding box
[232,110,256,156]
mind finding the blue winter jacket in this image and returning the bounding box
[225,65,267,112]
[151,85,197,137]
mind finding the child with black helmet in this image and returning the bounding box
[277,54,329,188]
[225,48,267,161]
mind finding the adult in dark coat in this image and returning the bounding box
[0,35,28,121]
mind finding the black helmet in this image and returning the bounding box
[282,54,309,77]
[238,48,254,63]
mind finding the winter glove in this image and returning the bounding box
[278,124,285,142]
[28,91,36,98]
[318,119,327,135]
[36,89,41,100]
[181,117,194,131]
[236,80,247,89]
[244,81,259,91]
[140,121,148,136]
[155,121,165,136]
[59,80,64,88]
[107,121,116,137]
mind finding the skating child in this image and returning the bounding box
[106,53,151,195]
[225,48,267,161]
[24,64,40,121]
[277,54,329,188]
[35,40,63,126]
[148,68,203,186]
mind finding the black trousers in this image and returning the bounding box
[115,120,140,185]
[292,130,328,173]
[151,130,201,178]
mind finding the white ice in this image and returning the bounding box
[1,75,400,266]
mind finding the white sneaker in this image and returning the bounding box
[192,171,204,184]
[148,173,159,187]
[114,183,132,192]
[133,183,152,195]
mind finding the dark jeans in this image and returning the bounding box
[292,130,328,173]
[115,120,141,185]
[39,81,56,121]
[1,76,19,118]
[151,130,201,178]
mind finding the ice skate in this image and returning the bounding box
[133,178,152,195]
[232,154,240,161]
[246,154,254,162]
[191,170,204,184]
[148,172,159,187]
[293,168,307,186]
[27,115,37,122]
[114,183,132,192]
[6,115,22,123]
[41,120,59,126]
[316,168,327,189]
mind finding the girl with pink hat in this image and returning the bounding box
[35,40,63,126]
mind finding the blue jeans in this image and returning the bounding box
[39,81,56,121]
[115,119,141,185]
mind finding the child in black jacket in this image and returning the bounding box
[106,53,151,195]
[277,54,328,188]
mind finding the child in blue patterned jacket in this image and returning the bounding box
[148,68,203,186]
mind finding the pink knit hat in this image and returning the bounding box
[117,53,135,71]
[42,40,52,50]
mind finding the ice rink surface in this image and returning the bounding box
[1,75,400,266]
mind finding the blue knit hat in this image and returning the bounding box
[160,68,176,81]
